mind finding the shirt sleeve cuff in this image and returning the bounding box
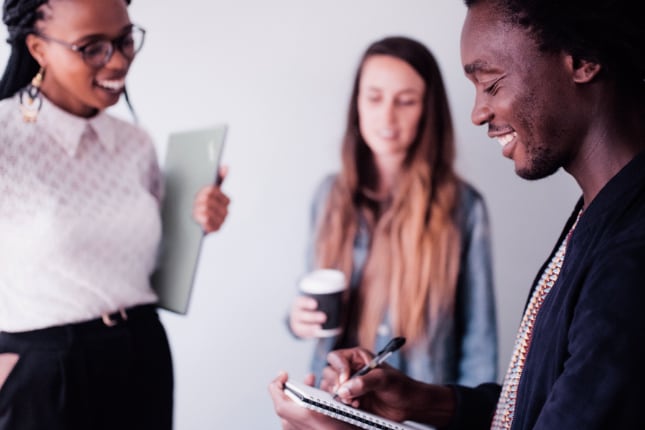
[440,383,501,430]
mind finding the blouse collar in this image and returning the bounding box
[37,96,116,157]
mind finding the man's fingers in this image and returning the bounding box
[327,348,374,384]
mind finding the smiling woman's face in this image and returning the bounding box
[26,0,134,118]
[357,54,425,166]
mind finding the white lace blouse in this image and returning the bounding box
[0,95,162,332]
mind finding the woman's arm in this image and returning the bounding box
[455,187,498,386]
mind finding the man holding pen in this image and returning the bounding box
[269,0,645,428]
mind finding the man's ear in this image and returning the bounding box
[25,33,47,67]
[567,55,602,83]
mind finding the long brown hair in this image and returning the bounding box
[315,36,461,350]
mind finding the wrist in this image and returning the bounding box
[405,381,456,428]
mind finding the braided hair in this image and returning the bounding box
[0,0,47,100]
[0,0,134,104]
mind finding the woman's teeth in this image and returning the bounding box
[378,129,397,139]
[96,79,125,91]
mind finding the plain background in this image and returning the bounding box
[0,1,581,428]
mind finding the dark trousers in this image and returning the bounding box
[0,305,173,430]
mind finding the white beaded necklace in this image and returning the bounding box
[491,209,583,430]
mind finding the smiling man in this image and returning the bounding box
[269,0,645,429]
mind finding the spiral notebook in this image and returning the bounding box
[283,381,420,430]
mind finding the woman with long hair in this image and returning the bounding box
[0,0,229,428]
[288,36,497,386]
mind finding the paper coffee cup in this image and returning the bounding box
[299,269,347,337]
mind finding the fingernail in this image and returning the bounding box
[337,386,350,397]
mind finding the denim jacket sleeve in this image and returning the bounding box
[286,174,337,340]
[454,184,498,386]
[304,174,337,272]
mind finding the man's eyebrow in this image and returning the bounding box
[463,60,490,75]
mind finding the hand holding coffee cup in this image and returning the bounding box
[290,269,347,338]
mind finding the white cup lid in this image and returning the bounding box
[299,269,346,294]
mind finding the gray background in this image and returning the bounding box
[0,1,580,428]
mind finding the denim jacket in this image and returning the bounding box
[299,174,498,386]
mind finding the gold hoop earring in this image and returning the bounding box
[19,66,44,123]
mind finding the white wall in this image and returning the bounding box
[1,1,581,428]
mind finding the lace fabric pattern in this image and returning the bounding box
[0,95,162,331]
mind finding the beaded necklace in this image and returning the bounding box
[491,209,583,430]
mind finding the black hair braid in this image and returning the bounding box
[4,0,45,42]
[0,0,47,100]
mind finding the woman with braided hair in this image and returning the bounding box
[0,0,230,428]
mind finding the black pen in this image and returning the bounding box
[332,336,406,400]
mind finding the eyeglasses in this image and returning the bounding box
[35,25,146,68]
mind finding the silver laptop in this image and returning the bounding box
[151,124,227,314]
